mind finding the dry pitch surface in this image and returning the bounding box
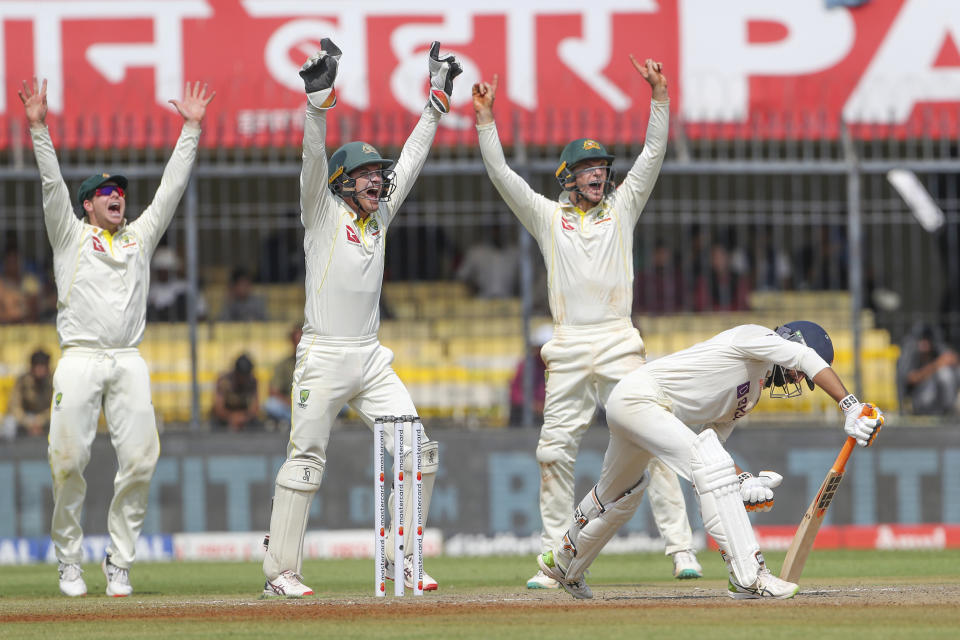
[2,552,959,639]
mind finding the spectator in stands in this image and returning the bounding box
[147,247,207,321]
[218,267,267,322]
[509,324,552,427]
[634,241,685,314]
[264,325,303,428]
[694,243,751,312]
[2,349,53,440]
[0,246,36,323]
[456,223,520,298]
[796,225,848,290]
[897,322,960,415]
[212,354,261,431]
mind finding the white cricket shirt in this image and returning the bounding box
[477,100,669,326]
[642,324,831,434]
[31,123,201,349]
[299,104,439,338]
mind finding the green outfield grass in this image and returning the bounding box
[1,550,959,639]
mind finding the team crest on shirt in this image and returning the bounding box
[120,233,138,251]
[297,389,310,408]
[345,225,360,245]
[594,209,611,225]
[367,218,380,237]
[91,236,106,253]
[54,392,63,409]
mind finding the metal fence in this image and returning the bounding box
[2,114,959,429]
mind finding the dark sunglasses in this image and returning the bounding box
[95,185,125,198]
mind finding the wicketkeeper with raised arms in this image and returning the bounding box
[472,57,703,588]
[261,38,461,597]
[18,78,215,597]
[537,321,886,599]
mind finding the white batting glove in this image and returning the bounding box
[427,41,463,114]
[738,470,782,513]
[300,37,342,110]
[840,395,885,447]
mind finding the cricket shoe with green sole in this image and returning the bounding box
[672,549,703,579]
[537,550,592,600]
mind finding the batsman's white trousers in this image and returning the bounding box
[287,335,424,463]
[601,368,703,503]
[49,347,160,569]
[537,319,693,556]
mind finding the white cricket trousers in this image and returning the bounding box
[49,347,159,569]
[601,368,701,501]
[537,319,693,556]
[287,335,425,463]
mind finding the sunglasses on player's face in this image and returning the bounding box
[95,185,125,198]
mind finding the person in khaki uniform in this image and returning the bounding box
[18,77,214,598]
[472,57,702,588]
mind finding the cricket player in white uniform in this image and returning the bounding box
[261,39,461,597]
[18,78,215,597]
[472,58,702,588]
[537,321,886,599]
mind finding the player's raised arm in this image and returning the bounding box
[616,56,670,225]
[385,42,461,222]
[134,81,215,251]
[20,78,79,251]
[473,74,554,237]
[299,38,341,227]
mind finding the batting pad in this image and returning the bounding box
[263,458,324,580]
[557,472,650,580]
[690,430,761,587]
[386,441,439,563]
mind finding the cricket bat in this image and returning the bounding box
[779,404,881,583]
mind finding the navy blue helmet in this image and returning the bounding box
[767,320,834,397]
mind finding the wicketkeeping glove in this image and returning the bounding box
[840,395,884,447]
[427,41,463,114]
[738,471,782,513]
[300,37,342,110]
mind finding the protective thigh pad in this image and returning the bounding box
[690,430,760,586]
[556,472,649,580]
[387,441,439,562]
[263,458,324,579]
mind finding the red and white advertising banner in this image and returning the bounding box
[722,525,960,551]
[2,0,960,148]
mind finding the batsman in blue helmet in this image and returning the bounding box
[536,321,885,601]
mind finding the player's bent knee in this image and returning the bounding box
[689,429,737,495]
[404,440,439,474]
[276,458,324,492]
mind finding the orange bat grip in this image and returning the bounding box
[831,437,856,474]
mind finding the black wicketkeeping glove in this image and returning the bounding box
[427,41,463,114]
[300,37,342,110]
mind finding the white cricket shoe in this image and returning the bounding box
[385,556,438,591]
[672,550,703,579]
[537,551,592,600]
[728,567,799,599]
[102,556,133,597]
[58,562,86,597]
[526,569,559,590]
[262,570,315,598]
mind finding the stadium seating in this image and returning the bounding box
[0,285,901,425]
